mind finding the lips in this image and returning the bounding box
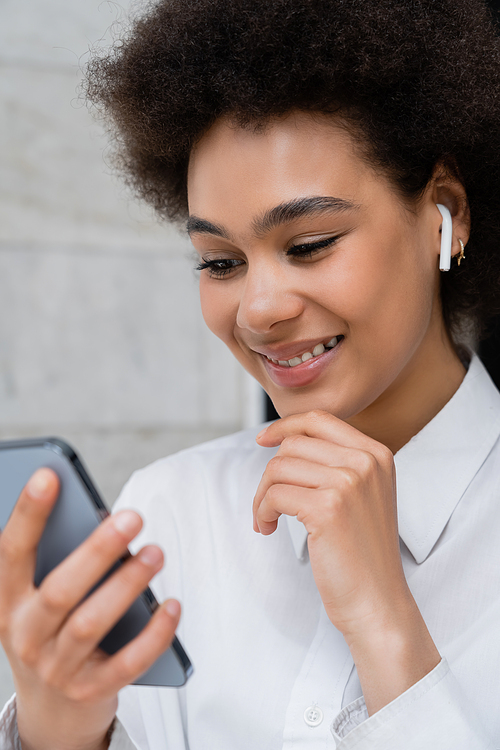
[265,336,340,367]
[254,335,343,363]
[260,335,344,388]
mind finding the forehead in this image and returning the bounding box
[186,111,376,224]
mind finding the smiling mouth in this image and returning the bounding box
[264,335,343,368]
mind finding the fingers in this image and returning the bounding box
[253,452,360,534]
[0,467,183,712]
[257,410,392,459]
[53,545,165,676]
[25,510,144,647]
[253,440,384,532]
[255,413,394,535]
[277,435,355,468]
[255,478,359,536]
[0,468,60,602]
[257,410,357,446]
[89,598,181,700]
[255,483,315,534]
[253,455,333,526]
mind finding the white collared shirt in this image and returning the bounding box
[1,354,499,748]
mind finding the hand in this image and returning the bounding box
[0,468,181,750]
[255,410,440,714]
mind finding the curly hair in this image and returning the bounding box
[85,0,500,339]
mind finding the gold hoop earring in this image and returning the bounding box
[457,239,465,266]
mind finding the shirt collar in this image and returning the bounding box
[395,354,500,563]
[286,355,500,563]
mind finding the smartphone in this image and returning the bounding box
[0,437,192,687]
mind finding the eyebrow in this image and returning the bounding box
[186,196,358,240]
[186,216,230,239]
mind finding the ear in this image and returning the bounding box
[429,165,470,262]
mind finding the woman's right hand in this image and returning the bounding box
[0,467,181,750]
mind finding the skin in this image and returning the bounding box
[0,109,470,747]
[188,113,468,451]
[187,111,469,714]
[0,469,180,750]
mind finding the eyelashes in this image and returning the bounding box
[196,235,340,278]
[285,235,340,259]
[195,258,244,277]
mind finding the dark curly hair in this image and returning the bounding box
[85,0,500,339]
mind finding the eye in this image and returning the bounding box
[196,257,245,278]
[195,234,341,277]
[286,235,340,259]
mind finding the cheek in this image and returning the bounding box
[199,278,239,349]
[364,242,434,337]
[199,278,264,381]
[319,231,434,352]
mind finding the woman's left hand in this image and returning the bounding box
[254,410,440,713]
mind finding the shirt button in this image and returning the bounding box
[304,705,324,727]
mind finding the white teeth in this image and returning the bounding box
[266,336,341,367]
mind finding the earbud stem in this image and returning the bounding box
[436,204,452,272]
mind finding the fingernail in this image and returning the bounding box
[27,468,55,500]
[256,427,268,440]
[139,545,163,567]
[113,510,141,535]
[165,599,180,618]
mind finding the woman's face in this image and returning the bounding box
[187,112,447,421]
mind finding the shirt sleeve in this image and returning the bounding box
[331,658,496,749]
[0,695,138,750]
[0,695,21,750]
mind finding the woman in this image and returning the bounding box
[1,0,500,747]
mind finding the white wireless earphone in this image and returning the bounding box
[436,204,452,272]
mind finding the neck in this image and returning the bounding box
[346,323,467,454]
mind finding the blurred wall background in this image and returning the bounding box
[0,0,263,705]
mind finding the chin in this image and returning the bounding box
[268,392,351,421]
[268,373,386,421]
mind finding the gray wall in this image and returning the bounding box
[0,0,263,705]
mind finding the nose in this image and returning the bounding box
[235,260,304,333]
